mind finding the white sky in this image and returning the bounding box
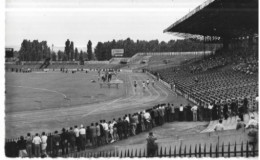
[5,0,207,51]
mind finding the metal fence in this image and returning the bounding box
[62,141,258,158]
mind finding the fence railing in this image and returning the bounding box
[61,141,258,158]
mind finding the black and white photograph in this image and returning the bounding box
[3,0,259,158]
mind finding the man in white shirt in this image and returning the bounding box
[102,120,109,144]
[179,104,184,121]
[246,116,258,129]
[74,126,80,152]
[146,79,150,87]
[79,124,86,150]
[32,133,42,157]
[41,132,48,156]
[191,105,198,121]
[208,103,213,120]
[214,119,224,131]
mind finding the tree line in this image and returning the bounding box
[18,38,220,61]
[94,38,220,60]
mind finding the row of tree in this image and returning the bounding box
[94,38,220,60]
[19,40,51,61]
[18,38,220,61]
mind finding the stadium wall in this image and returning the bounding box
[136,51,212,56]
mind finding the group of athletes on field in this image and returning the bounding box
[133,78,155,91]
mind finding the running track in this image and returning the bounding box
[5,72,189,139]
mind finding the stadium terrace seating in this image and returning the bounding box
[151,48,258,110]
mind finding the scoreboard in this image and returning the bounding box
[6,48,14,58]
[111,49,124,57]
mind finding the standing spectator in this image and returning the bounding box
[60,128,69,155]
[74,126,80,151]
[191,105,198,122]
[186,104,192,121]
[208,102,213,120]
[123,117,129,139]
[170,104,175,122]
[247,125,258,155]
[25,133,33,158]
[146,132,158,157]
[117,118,123,140]
[153,107,159,126]
[96,123,101,146]
[32,133,41,157]
[99,120,105,145]
[246,116,258,128]
[243,97,249,114]
[79,125,86,150]
[223,102,229,120]
[214,119,224,131]
[230,98,238,116]
[41,132,48,157]
[183,104,187,121]
[68,127,76,152]
[102,120,109,143]
[86,126,92,147]
[52,131,60,157]
[198,102,204,121]
[17,136,27,157]
[112,119,119,141]
[109,121,115,143]
[144,111,152,131]
[179,104,184,121]
[236,118,245,130]
[90,123,97,146]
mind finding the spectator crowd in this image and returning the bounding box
[6,97,252,158]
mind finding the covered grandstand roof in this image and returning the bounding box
[164,0,258,38]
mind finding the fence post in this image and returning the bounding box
[184,145,186,157]
[216,143,219,158]
[204,143,206,157]
[135,149,138,157]
[130,149,133,158]
[160,147,162,157]
[179,144,182,157]
[143,148,146,157]
[120,150,123,158]
[164,147,167,157]
[199,144,201,157]
[174,146,176,157]
[228,142,230,157]
[241,141,243,157]
[234,142,236,157]
[169,146,171,157]
[252,140,255,157]
[210,144,212,157]
[139,148,141,158]
[189,145,192,157]
[222,142,224,157]
[195,144,197,157]
[246,141,249,158]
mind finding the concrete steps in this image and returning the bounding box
[201,112,258,133]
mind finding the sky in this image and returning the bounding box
[5,0,207,51]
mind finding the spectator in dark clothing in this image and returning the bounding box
[117,118,123,140]
[198,103,204,121]
[212,103,218,120]
[52,131,61,157]
[186,104,192,121]
[86,126,91,147]
[17,136,27,157]
[243,97,248,113]
[174,106,179,121]
[123,117,129,139]
[25,133,33,158]
[68,127,76,152]
[146,132,158,157]
[153,108,159,126]
[223,102,229,120]
[60,128,69,155]
[90,123,97,147]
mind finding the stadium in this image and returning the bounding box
[5,0,258,158]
